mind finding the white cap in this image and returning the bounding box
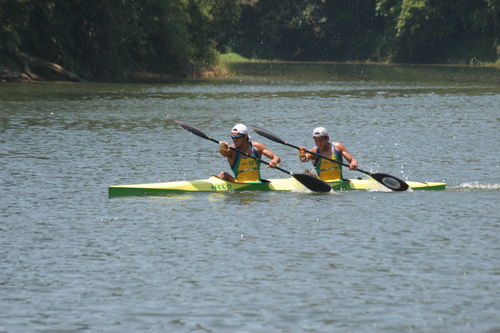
[312,127,329,137]
[231,123,249,135]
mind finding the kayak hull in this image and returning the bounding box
[108,176,446,197]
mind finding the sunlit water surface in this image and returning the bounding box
[1,63,499,332]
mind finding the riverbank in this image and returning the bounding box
[220,52,500,68]
[2,52,498,83]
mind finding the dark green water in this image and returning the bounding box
[1,63,499,332]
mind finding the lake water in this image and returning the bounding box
[1,63,499,332]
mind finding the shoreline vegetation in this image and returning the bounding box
[218,53,500,68]
[1,1,498,83]
[1,52,498,83]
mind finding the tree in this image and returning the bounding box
[0,0,219,79]
[234,0,377,61]
[377,0,499,63]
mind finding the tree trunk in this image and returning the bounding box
[0,46,83,82]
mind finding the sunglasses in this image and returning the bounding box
[231,134,243,139]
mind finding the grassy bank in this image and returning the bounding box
[217,52,500,68]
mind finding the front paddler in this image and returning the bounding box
[298,127,358,181]
[218,123,281,183]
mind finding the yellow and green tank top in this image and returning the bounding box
[231,145,261,183]
[313,144,343,181]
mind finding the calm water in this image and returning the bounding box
[1,63,499,332]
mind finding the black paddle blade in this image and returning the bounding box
[252,126,287,145]
[292,173,331,193]
[370,173,409,191]
[175,120,211,141]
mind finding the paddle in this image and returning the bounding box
[175,120,331,193]
[251,126,409,191]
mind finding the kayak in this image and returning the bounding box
[108,176,446,197]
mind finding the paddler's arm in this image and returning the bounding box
[254,142,280,168]
[334,142,358,170]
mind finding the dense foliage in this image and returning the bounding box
[0,0,498,79]
[0,0,219,79]
[232,0,499,63]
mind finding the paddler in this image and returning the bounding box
[218,123,281,183]
[298,127,358,181]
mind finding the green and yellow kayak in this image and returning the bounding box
[108,176,445,197]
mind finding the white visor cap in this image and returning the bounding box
[232,123,249,135]
[312,127,329,137]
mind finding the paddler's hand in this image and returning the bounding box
[298,146,307,162]
[266,154,281,168]
[219,141,231,157]
[349,159,358,170]
[267,159,279,168]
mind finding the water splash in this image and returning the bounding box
[453,182,500,191]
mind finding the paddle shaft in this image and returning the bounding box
[175,120,294,175]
